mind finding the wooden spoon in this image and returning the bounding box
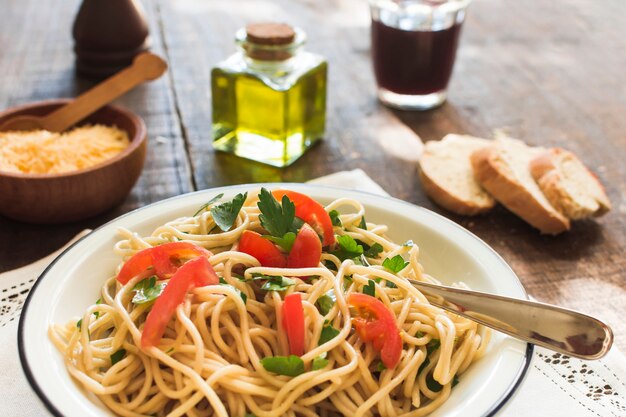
[0,52,167,132]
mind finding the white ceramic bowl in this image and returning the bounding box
[19,184,532,416]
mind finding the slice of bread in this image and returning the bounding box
[419,134,496,216]
[530,148,611,220]
[471,137,570,235]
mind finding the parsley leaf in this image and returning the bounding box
[318,325,340,345]
[363,279,376,297]
[253,274,296,292]
[323,260,338,271]
[329,210,342,227]
[383,255,409,273]
[358,216,367,230]
[426,374,443,392]
[76,319,82,329]
[110,349,126,365]
[415,331,425,338]
[427,338,441,355]
[316,292,335,315]
[94,298,102,319]
[332,235,363,261]
[257,188,297,237]
[263,232,296,252]
[363,243,383,258]
[312,356,329,370]
[193,193,224,217]
[132,276,166,304]
[260,355,305,377]
[211,192,247,232]
[377,361,387,372]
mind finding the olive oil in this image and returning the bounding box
[211,24,327,167]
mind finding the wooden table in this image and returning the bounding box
[1,0,624,351]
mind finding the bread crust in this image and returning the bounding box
[471,146,570,235]
[530,148,611,219]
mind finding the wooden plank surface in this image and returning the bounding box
[0,0,624,352]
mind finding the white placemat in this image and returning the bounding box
[1,170,624,416]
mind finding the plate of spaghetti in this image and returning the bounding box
[19,184,532,417]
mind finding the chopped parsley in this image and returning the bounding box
[110,349,127,365]
[193,193,224,217]
[252,273,296,292]
[132,276,166,304]
[312,356,329,370]
[219,280,247,304]
[363,243,383,258]
[211,192,247,232]
[260,355,305,377]
[358,216,367,230]
[318,325,340,345]
[426,374,443,392]
[376,361,387,372]
[258,188,299,238]
[426,339,441,355]
[363,279,376,297]
[316,292,335,316]
[329,210,342,227]
[382,255,409,273]
[263,231,296,252]
[332,235,363,261]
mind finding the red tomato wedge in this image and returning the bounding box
[141,256,218,348]
[287,223,322,268]
[238,230,288,268]
[348,293,402,369]
[116,242,212,284]
[282,293,305,356]
[272,190,335,247]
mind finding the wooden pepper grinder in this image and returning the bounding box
[72,0,151,79]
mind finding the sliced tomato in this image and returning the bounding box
[141,256,218,348]
[116,242,212,284]
[238,230,287,268]
[348,293,402,369]
[282,293,305,356]
[272,190,335,247]
[287,223,322,268]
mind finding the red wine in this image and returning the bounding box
[371,19,463,95]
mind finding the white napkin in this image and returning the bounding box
[1,171,624,416]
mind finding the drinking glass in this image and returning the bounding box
[369,0,471,110]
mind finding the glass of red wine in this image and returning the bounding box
[370,0,471,110]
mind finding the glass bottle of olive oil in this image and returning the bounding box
[211,23,327,167]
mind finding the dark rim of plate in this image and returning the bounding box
[18,183,535,417]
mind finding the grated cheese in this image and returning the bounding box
[0,124,131,174]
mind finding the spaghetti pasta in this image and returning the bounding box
[50,190,490,417]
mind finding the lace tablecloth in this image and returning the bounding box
[1,170,624,416]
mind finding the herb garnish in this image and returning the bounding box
[110,349,127,365]
[363,243,383,258]
[219,279,248,304]
[363,279,376,297]
[211,192,247,232]
[426,338,441,355]
[260,355,305,377]
[332,235,363,261]
[193,193,224,217]
[252,273,296,292]
[426,374,443,392]
[312,356,329,370]
[358,216,367,230]
[329,210,342,227]
[376,361,387,372]
[316,292,335,315]
[132,276,166,304]
[382,255,409,273]
[318,325,340,345]
[263,232,296,252]
[258,188,300,237]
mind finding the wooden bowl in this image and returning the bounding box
[0,99,147,224]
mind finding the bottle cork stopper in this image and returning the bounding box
[246,23,296,45]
